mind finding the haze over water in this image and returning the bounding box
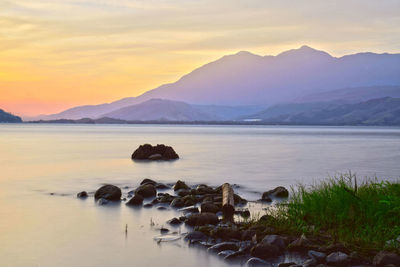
[1,124,399,266]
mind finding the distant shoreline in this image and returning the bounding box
[22,118,400,127]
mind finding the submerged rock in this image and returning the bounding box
[208,242,239,253]
[262,186,289,199]
[173,180,190,191]
[246,257,268,266]
[140,178,157,186]
[167,218,182,226]
[131,144,179,160]
[184,231,208,242]
[185,212,219,226]
[77,191,88,198]
[126,194,144,206]
[94,184,121,201]
[135,184,157,198]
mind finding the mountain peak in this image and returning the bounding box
[277,45,332,59]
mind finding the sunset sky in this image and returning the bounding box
[1,0,400,116]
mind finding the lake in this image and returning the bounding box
[0,124,399,266]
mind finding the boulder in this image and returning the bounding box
[173,180,190,191]
[308,250,327,262]
[242,230,257,241]
[140,178,157,185]
[326,252,348,265]
[184,231,208,242]
[251,243,282,259]
[373,251,400,266]
[170,198,185,208]
[77,191,88,198]
[208,242,239,253]
[94,184,122,201]
[246,257,268,266]
[135,184,157,198]
[217,250,235,258]
[185,212,219,226]
[261,235,286,250]
[131,144,179,160]
[278,263,297,267]
[302,258,317,267]
[201,202,220,213]
[262,186,289,199]
[97,198,109,205]
[195,184,215,194]
[288,234,313,250]
[155,183,170,189]
[126,194,144,206]
[167,218,182,226]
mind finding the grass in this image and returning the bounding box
[257,173,400,254]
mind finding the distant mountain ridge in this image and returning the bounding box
[0,109,22,123]
[243,97,400,126]
[26,45,400,121]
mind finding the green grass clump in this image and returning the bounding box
[262,174,400,253]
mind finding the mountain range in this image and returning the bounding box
[0,109,22,123]
[25,45,400,124]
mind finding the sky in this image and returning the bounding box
[1,0,400,116]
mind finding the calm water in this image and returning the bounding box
[0,124,399,267]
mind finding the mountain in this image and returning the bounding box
[295,86,400,104]
[244,97,400,125]
[103,99,266,121]
[0,109,22,123]
[29,45,400,120]
[103,99,219,121]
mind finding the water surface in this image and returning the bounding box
[0,124,399,266]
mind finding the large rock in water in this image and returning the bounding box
[131,144,179,160]
[135,184,157,198]
[94,184,121,201]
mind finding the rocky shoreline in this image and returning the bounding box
[77,179,400,267]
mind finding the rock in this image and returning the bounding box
[234,194,247,205]
[158,193,175,203]
[140,178,157,185]
[211,226,241,240]
[155,183,170,190]
[178,206,199,214]
[185,212,219,226]
[251,243,282,259]
[235,209,251,217]
[373,251,400,266]
[201,202,220,213]
[308,250,327,262]
[262,186,289,199]
[261,235,286,249]
[173,180,190,191]
[288,234,313,250]
[260,196,272,202]
[94,184,122,201]
[126,194,144,206]
[224,250,249,262]
[218,250,235,258]
[208,242,239,253]
[196,184,215,194]
[143,203,153,208]
[326,252,348,265]
[184,231,208,242]
[167,218,182,226]
[160,228,169,233]
[303,258,317,267]
[242,230,257,241]
[170,198,185,208]
[246,257,268,266]
[157,206,168,210]
[135,184,157,198]
[97,198,109,205]
[131,144,179,160]
[177,189,191,197]
[278,263,297,267]
[77,191,88,198]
